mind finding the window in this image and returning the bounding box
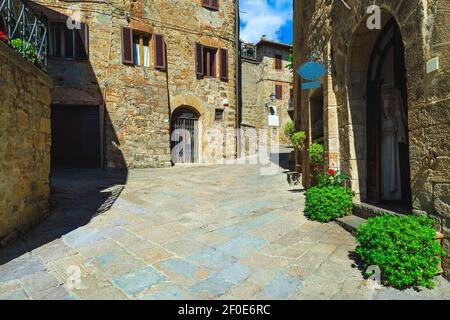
[203,47,217,77]
[49,22,89,59]
[132,34,151,67]
[215,109,224,121]
[196,43,228,81]
[202,0,219,10]
[122,27,166,69]
[275,84,283,100]
[275,54,283,70]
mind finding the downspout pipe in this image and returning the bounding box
[235,0,241,158]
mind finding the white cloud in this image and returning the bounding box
[240,0,292,43]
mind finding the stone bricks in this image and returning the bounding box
[240,41,293,152]
[0,42,52,248]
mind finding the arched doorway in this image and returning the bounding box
[310,87,324,144]
[171,107,200,164]
[366,18,412,207]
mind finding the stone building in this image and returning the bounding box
[240,38,293,154]
[293,0,450,278]
[28,0,238,168]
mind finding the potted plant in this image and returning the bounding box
[308,142,324,186]
[284,122,306,185]
[11,38,41,65]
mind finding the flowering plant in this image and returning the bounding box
[318,169,349,188]
[0,31,8,42]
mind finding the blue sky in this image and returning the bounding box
[239,0,293,45]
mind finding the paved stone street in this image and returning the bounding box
[1,151,450,300]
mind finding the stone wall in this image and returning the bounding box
[293,0,450,279]
[32,0,237,167]
[0,42,53,246]
[240,41,293,154]
[256,42,293,146]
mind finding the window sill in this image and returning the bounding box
[202,6,219,11]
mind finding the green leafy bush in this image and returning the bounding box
[284,121,295,140]
[11,38,39,64]
[308,143,324,165]
[304,185,353,222]
[291,131,306,150]
[356,215,446,289]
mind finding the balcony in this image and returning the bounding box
[0,0,48,70]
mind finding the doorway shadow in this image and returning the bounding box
[269,146,294,172]
[0,5,128,265]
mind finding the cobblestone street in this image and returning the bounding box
[1,151,449,300]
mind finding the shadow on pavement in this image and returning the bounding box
[0,169,127,266]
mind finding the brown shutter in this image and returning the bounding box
[211,0,219,10]
[275,85,282,99]
[220,48,228,81]
[154,33,166,70]
[121,27,133,64]
[275,54,282,70]
[79,22,89,57]
[195,42,204,76]
[202,0,210,8]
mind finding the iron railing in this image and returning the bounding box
[0,0,48,70]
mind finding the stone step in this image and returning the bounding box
[335,215,368,236]
[353,202,408,220]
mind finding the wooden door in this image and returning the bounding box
[51,105,101,168]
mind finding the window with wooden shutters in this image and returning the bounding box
[275,54,282,70]
[275,85,283,100]
[202,0,219,10]
[121,27,133,64]
[154,33,166,70]
[195,42,204,76]
[122,28,157,68]
[220,48,228,81]
[203,47,217,77]
[49,22,89,59]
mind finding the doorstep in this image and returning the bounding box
[353,202,408,220]
[335,215,367,236]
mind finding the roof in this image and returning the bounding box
[255,39,292,50]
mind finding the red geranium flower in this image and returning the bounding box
[0,31,7,42]
[328,169,335,175]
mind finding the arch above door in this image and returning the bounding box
[170,94,205,116]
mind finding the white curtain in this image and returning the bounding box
[143,44,150,67]
[133,42,140,66]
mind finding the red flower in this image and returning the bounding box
[328,169,335,175]
[0,31,7,42]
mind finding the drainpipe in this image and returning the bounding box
[235,0,241,158]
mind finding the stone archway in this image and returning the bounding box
[170,94,206,164]
[345,9,413,206]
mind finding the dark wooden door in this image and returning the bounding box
[51,105,101,168]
